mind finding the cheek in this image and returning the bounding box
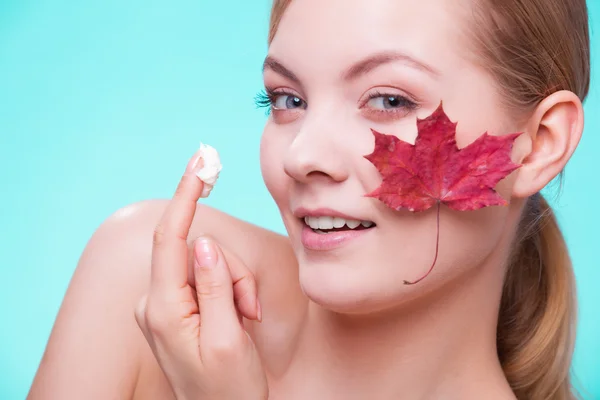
[260,126,288,206]
[372,205,511,295]
[440,206,510,268]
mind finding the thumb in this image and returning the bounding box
[193,237,241,345]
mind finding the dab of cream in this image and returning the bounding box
[193,143,222,198]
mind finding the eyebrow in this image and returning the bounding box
[262,51,439,85]
[343,51,440,80]
[262,56,302,85]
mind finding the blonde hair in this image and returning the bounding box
[267,1,590,399]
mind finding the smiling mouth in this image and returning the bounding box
[303,216,377,234]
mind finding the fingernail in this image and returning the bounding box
[200,183,213,198]
[195,238,218,268]
[185,151,203,175]
[256,299,263,322]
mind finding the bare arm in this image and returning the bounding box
[27,199,286,399]
[27,201,162,399]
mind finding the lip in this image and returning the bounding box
[294,207,376,251]
[294,207,369,221]
[301,224,374,251]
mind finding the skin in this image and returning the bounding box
[28,0,583,399]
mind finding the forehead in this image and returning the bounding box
[269,0,472,79]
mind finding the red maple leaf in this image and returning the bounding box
[364,103,522,285]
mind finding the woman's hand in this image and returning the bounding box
[134,155,268,400]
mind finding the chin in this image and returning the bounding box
[295,249,470,316]
[296,257,406,315]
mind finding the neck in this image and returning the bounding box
[284,256,516,400]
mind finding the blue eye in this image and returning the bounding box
[272,94,306,110]
[254,89,306,113]
[367,94,415,110]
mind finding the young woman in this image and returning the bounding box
[28,0,590,399]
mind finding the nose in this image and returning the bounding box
[283,111,350,184]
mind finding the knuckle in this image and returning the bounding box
[134,296,147,327]
[234,275,254,299]
[205,335,244,361]
[145,313,172,338]
[153,224,166,247]
[196,280,226,299]
[173,177,189,198]
[144,302,176,337]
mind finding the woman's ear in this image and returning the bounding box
[512,90,584,198]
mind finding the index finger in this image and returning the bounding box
[151,151,205,292]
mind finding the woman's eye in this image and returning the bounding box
[367,95,413,110]
[273,94,306,110]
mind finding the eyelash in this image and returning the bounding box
[254,89,277,115]
[361,90,419,114]
[253,88,419,116]
[255,88,306,115]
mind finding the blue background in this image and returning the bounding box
[0,1,598,398]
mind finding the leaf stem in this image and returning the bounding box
[404,200,441,285]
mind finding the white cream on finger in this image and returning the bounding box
[193,143,222,198]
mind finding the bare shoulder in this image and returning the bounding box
[28,200,162,399]
[107,198,295,275]
[28,199,295,400]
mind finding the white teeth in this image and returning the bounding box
[332,217,345,228]
[346,219,361,229]
[318,216,334,230]
[307,216,319,230]
[304,216,375,230]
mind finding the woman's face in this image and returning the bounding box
[260,0,524,312]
